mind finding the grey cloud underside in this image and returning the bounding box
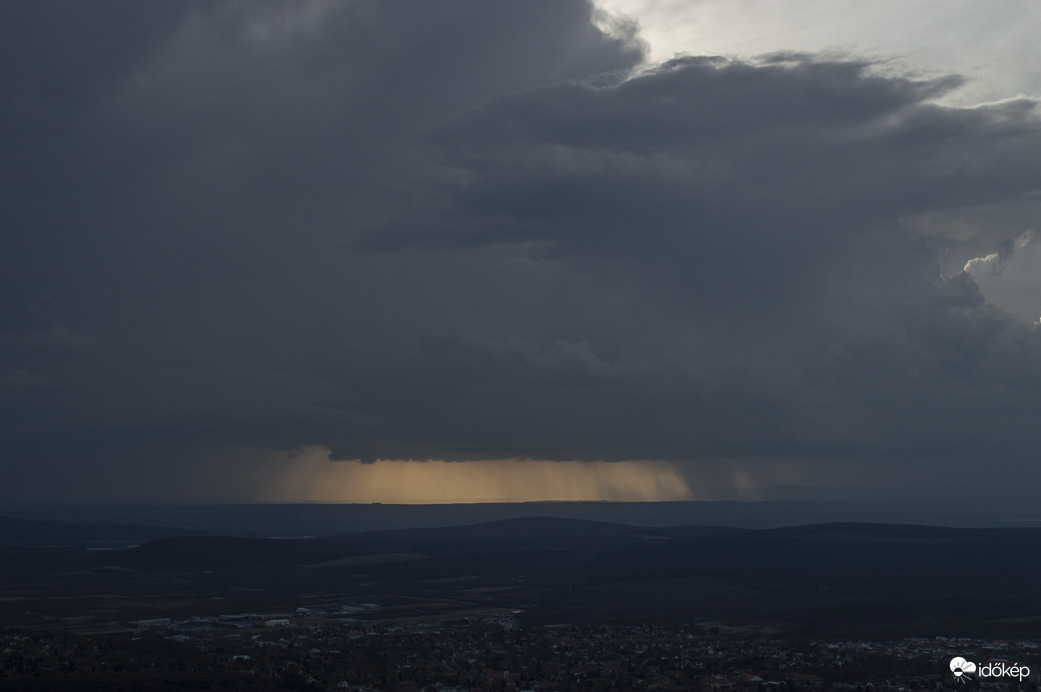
[3,0,1041,497]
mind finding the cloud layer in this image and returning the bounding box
[2,1,1041,501]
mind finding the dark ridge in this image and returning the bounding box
[109,516,742,571]
[352,515,685,541]
[0,515,207,548]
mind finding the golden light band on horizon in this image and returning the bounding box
[263,448,693,504]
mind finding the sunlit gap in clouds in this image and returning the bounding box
[263,447,693,504]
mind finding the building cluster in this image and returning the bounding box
[136,602,382,639]
[0,619,1038,691]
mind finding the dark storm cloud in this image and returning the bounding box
[3,0,1041,500]
[401,56,1037,255]
[0,0,645,498]
[372,55,1041,462]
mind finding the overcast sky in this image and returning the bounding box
[3,0,1041,504]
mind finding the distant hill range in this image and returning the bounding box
[2,515,1040,639]
[5,496,1041,541]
